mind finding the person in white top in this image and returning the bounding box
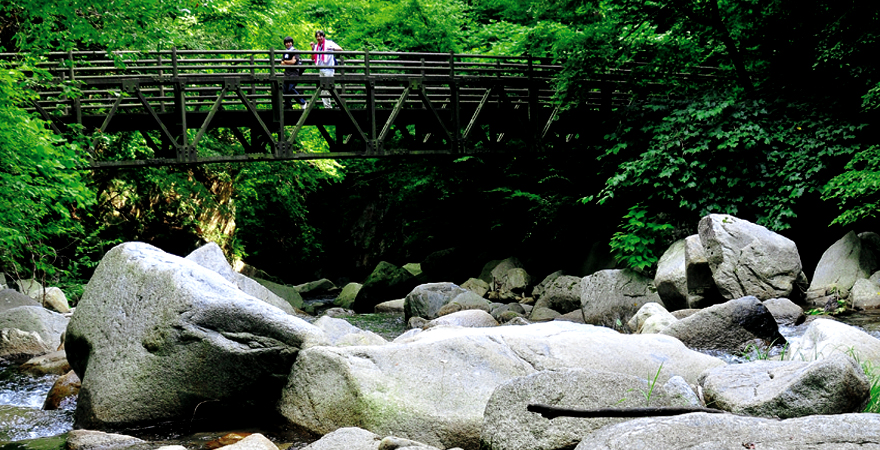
[310,30,343,108]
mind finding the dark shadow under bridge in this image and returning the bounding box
[13,49,643,168]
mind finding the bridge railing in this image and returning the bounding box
[0,49,573,119]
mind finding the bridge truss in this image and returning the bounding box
[9,49,625,168]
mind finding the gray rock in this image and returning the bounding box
[699,214,803,300]
[683,234,723,308]
[539,275,582,314]
[374,299,405,313]
[301,427,443,450]
[662,375,700,407]
[700,353,870,418]
[186,242,296,314]
[302,427,381,450]
[403,283,468,322]
[627,302,677,334]
[490,303,526,322]
[481,368,682,450]
[499,268,531,301]
[279,322,724,450]
[294,278,337,297]
[20,350,70,375]
[253,277,305,310]
[660,296,786,353]
[784,318,880,365]
[580,269,663,330]
[0,328,51,362]
[0,305,68,350]
[41,287,71,314]
[335,283,363,310]
[313,316,387,346]
[15,279,43,299]
[810,231,880,295]
[763,297,805,326]
[529,306,561,322]
[354,261,419,314]
[43,369,80,410]
[436,291,493,316]
[460,278,490,298]
[0,288,40,312]
[66,242,327,429]
[574,412,880,450]
[222,433,279,450]
[66,430,145,450]
[424,310,499,329]
[852,276,880,310]
[531,270,564,301]
[654,239,688,311]
[479,257,524,286]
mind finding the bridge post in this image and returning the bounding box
[67,50,82,126]
[528,55,539,147]
[449,52,461,153]
[365,51,379,154]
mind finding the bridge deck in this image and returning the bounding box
[4,49,634,167]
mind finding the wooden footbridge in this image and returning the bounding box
[11,49,634,168]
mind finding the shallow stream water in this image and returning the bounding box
[0,310,876,450]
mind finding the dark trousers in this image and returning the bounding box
[283,78,305,107]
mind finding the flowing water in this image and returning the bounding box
[0,310,877,450]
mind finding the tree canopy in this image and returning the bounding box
[1,0,878,289]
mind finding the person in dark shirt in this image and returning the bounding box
[280,36,306,108]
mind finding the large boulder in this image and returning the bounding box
[580,269,663,330]
[538,275,582,314]
[403,283,469,322]
[66,242,327,429]
[654,239,688,311]
[574,412,880,450]
[279,321,724,450]
[809,231,880,296]
[0,288,40,312]
[354,262,420,313]
[497,268,531,301]
[480,368,688,450]
[186,242,296,314]
[0,305,68,350]
[783,318,880,365]
[531,270,564,300]
[698,214,803,300]
[660,296,786,353]
[699,353,870,418]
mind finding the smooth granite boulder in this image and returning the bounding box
[580,269,663,329]
[699,353,870,418]
[575,412,880,450]
[698,214,803,300]
[66,242,327,429]
[279,321,723,450]
[186,242,296,314]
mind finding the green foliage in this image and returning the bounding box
[640,362,663,406]
[605,205,672,274]
[0,60,95,289]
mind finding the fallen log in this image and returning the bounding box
[527,403,729,420]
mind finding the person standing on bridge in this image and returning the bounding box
[310,30,342,108]
[280,36,306,109]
